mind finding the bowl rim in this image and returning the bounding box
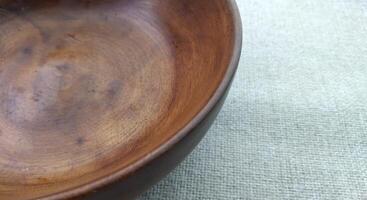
[42,1,242,199]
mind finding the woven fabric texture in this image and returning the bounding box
[140,0,367,199]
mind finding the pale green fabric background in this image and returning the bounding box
[140,0,367,199]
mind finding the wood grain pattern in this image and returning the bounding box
[0,0,241,199]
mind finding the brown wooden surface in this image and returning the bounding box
[0,0,241,199]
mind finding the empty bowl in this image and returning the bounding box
[0,0,242,199]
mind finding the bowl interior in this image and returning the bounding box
[0,0,237,199]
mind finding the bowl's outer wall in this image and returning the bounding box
[79,74,236,200]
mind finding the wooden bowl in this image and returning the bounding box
[0,0,242,199]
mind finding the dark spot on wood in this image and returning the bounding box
[3,95,17,118]
[36,177,49,183]
[106,80,122,98]
[55,43,65,50]
[22,47,32,55]
[5,110,13,116]
[67,33,80,42]
[76,137,85,145]
[88,88,96,94]
[67,33,75,38]
[41,32,50,42]
[78,74,97,98]
[32,96,39,102]
[52,117,68,126]
[129,104,139,112]
[32,91,42,102]
[55,64,70,72]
